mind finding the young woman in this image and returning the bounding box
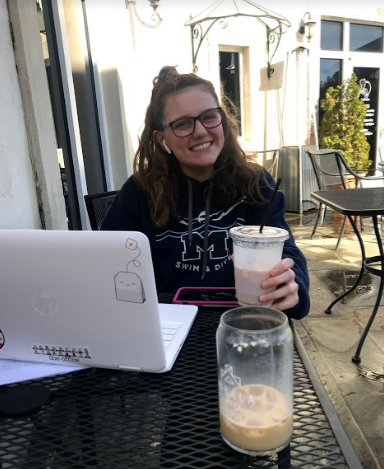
[102,66,310,319]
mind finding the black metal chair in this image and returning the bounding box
[253,149,280,177]
[84,190,119,230]
[306,149,384,249]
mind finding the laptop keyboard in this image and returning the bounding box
[161,321,181,351]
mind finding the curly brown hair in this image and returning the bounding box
[133,66,268,227]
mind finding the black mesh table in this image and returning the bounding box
[0,308,362,469]
[312,188,384,363]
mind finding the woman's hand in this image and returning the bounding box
[259,258,299,311]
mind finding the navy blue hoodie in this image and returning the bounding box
[101,171,310,319]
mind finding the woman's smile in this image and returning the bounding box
[190,141,212,152]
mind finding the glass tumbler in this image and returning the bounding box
[217,306,293,456]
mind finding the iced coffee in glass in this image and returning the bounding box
[217,306,293,456]
[229,226,289,307]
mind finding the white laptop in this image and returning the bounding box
[0,229,197,373]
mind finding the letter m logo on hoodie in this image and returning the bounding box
[181,230,229,261]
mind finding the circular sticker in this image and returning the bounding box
[0,329,5,349]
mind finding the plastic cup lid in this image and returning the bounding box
[229,226,289,243]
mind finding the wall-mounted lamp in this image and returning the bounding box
[126,0,162,29]
[299,12,316,42]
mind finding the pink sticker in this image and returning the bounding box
[126,238,138,250]
[0,329,4,349]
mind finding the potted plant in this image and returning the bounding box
[319,73,371,171]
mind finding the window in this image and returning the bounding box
[320,59,342,98]
[319,59,342,122]
[321,21,342,51]
[219,51,242,134]
[350,24,383,52]
[320,59,341,97]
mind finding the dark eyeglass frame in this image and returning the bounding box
[161,107,223,137]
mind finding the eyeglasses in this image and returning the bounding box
[162,107,223,137]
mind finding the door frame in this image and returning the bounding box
[319,18,384,171]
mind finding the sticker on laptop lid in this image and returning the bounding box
[0,329,4,349]
[114,238,146,304]
[32,291,58,316]
[32,344,92,363]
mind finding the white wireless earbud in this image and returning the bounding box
[163,140,172,154]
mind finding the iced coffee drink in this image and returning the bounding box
[229,226,289,306]
[234,268,273,306]
[220,384,292,454]
[217,307,294,456]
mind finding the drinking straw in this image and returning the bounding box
[259,178,282,233]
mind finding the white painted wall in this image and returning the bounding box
[85,0,139,189]
[0,0,67,229]
[84,0,196,189]
[0,0,40,228]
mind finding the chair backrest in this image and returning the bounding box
[253,149,280,177]
[307,148,384,192]
[305,149,350,191]
[84,190,119,230]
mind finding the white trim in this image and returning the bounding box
[91,63,113,192]
[52,0,90,229]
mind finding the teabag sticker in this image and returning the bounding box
[115,271,145,303]
[114,237,146,303]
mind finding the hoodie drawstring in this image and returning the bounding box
[187,178,193,247]
[201,184,213,279]
[186,178,213,279]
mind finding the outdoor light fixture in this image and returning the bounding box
[299,12,316,42]
[126,0,162,29]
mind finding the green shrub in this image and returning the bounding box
[319,73,371,171]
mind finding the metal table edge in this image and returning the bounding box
[293,328,364,469]
[311,189,384,217]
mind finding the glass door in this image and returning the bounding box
[354,66,379,169]
[345,58,383,171]
[344,21,384,171]
[320,20,384,172]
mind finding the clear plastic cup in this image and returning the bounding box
[229,226,289,307]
